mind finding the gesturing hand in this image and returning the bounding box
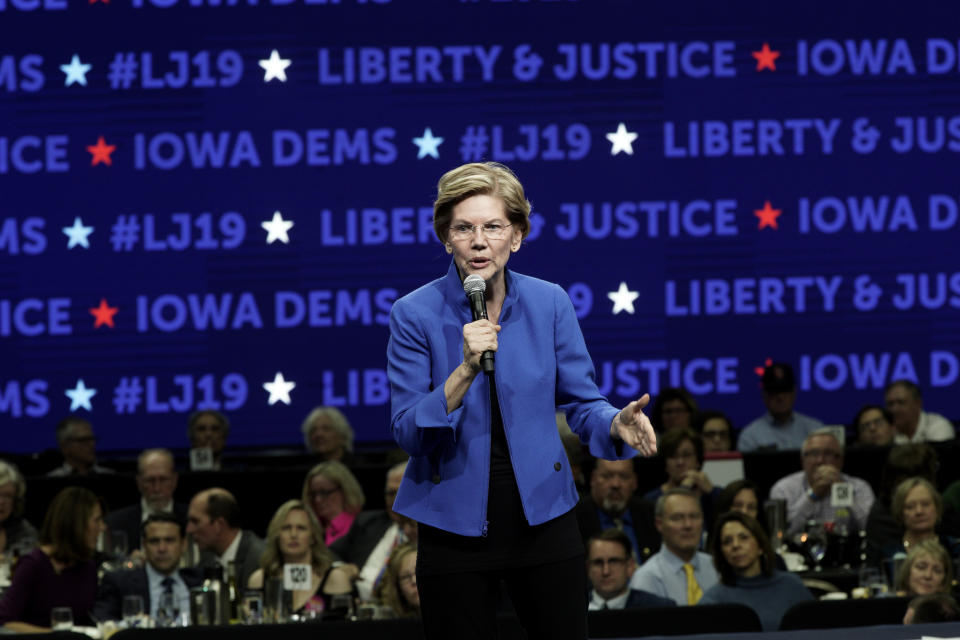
[610,394,657,457]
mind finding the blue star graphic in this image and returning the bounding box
[62,217,94,249]
[65,379,97,412]
[412,127,444,159]
[527,213,546,241]
[60,55,92,87]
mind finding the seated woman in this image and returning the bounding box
[883,477,960,561]
[248,500,353,616]
[694,410,736,453]
[699,511,811,631]
[650,388,698,433]
[715,480,790,571]
[377,543,420,619]
[644,428,721,533]
[301,461,365,545]
[895,539,953,597]
[0,461,37,557]
[0,486,105,632]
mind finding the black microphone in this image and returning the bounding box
[463,274,495,374]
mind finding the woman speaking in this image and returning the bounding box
[387,162,656,639]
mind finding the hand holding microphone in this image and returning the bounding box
[463,275,497,374]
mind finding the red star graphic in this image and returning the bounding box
[89,298,119,329]
[86,136,116,166]
[89,0,109,5]
[754,201,782,230]
[752,43,780,71]
[754,358,773,378]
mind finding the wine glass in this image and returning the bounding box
[122,594,145,628]
[803,521,828,571]
[155,591,179,628]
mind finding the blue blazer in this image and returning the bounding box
[387,261,633,536]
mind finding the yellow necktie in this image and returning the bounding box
[683,563,703,605]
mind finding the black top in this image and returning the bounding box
[417,374,583,575]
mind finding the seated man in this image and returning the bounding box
[94,514,201,621]
[186,488,265,591]
[47,417,115,477]
[738,363,824,452]
[629,488,718,605]
[105,449,187,552]
[853,405,896,447]
[186,410,230,470]
[329,462,408,602]
[587,529,675,610]
[770,428,875,536]
[575,458,660,563]
[885,380,955,444]
[301,407,354,463]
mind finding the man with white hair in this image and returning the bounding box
[769,428,875,536]
[885,380,955,444]
[301,406,354,463]
[47,416,115,476]
[105,449,187,551]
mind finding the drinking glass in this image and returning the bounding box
[859,565,889,597]
[122,594,145,627]
[50,607,73,631]
[155,591,179,628]
[804,521,828,571]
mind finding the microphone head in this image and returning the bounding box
[463,274,486,296]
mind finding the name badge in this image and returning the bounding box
[283,564,312,590]
[830,482,854,508]
[189,447,214,471]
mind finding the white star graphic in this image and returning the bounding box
[261,211,294,244]
[65,379,97,411]
[412,127,444,159]
[62,217,94,249]
[60,54,92,87]
[258,50,292,83]
[606,123,638,156]
[263,372,296,406]
[607,282,640,315]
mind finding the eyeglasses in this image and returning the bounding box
[69,436,97,444]
[309,487,341,500]
[449,222,513,241]
[802,448,841,460]
[589,557,628,569]
[859,418,888,431]
[702,430,729,439]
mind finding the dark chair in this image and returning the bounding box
[588,604,762,638]
[779,596,911,630]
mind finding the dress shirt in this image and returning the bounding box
[893,411,955,444]
[769,470,875,536]
[217,530,242,567]
[140,498,175,521]
[324,511,356,546]
[356,523,401,602]
[145,564,190,620]
[629,547,718,606]
[588,589,630,611]
[737,412,825,452]
[46,462,116,477]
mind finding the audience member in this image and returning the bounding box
[575,458,660,563]
[0,487,105,632]
[717,480,761,521]
[301,407,354,463]
[187,488,265,591]
[895,538,952,597]
[302,461,365,546]
[94,513,201,621]
[329,462,408,602]
[187,410,230,470]
[651,388,698,433]
[769,429,875,536]
[377,543,420,619]
[0,461,37,556]
[738,363,824,452]
[881,478,960,561]
[695,410,735,453]
[247,500,352,615]
[644,429,721,533]
[586,529,675,610]
[699,511,811,631]
[885,380,955,443]
[904,593,960,624]
[629,488,718,605]
[105,449,187,552]
[853,405,896,446]
[47,416,115,477]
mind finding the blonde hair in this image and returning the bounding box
[377,543,419,618]
[896,538,953,594]
[0,460,26,520]
[433,162,531,243]
[300,407,354,454]
[258,500,332,577]
[301,461,365,515]
[892,477,943,528]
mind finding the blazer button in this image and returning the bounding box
[432,474,441,484]
[554,462,562,471]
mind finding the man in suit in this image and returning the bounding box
[329,461,407,601]
[576,458,660,563]
[587,529,675,610]
[106,449,187,552]
[94,513,201,621]
[187,488,265,591]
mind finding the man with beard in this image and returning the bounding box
[576,458,659,563]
